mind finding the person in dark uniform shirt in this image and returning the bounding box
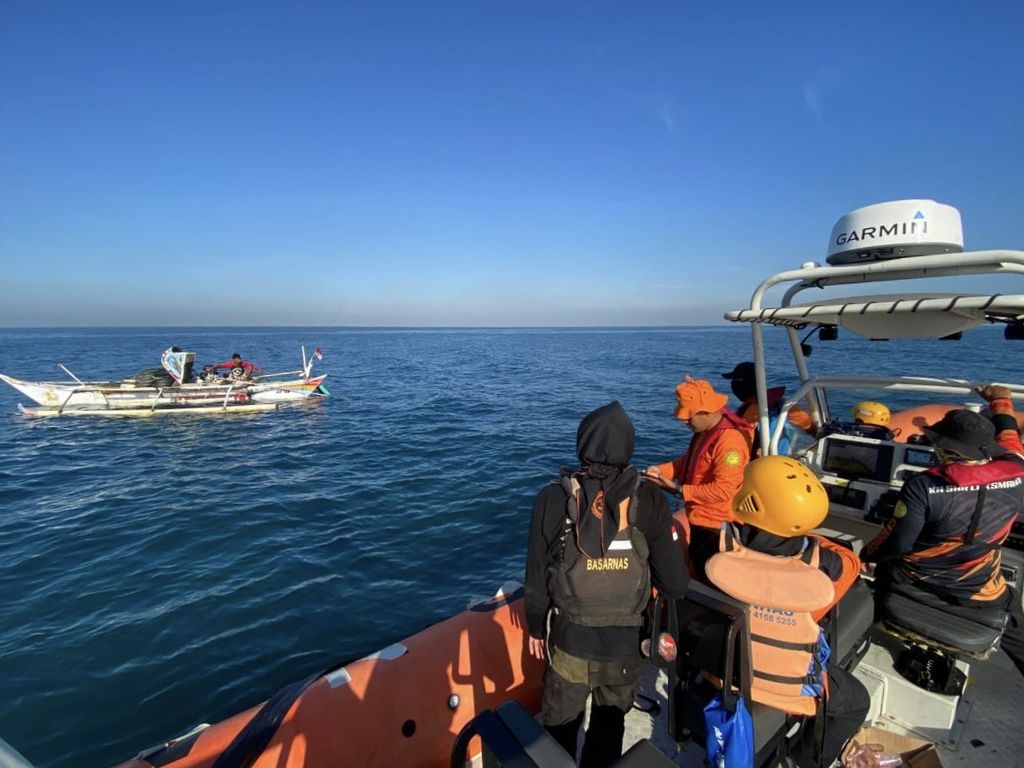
[862,386,1024,677]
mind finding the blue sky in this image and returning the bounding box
[2,2,1022,326]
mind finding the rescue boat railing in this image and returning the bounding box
[767,375,1024,455]
[728,294,1024,328]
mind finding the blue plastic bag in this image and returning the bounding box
[703,691,754,768]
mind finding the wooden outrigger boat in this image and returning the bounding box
[0,346,328,417]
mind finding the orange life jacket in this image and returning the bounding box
[705,525,834,716]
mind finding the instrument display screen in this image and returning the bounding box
[904,448,938,469]
[822,437,895,483]
[825,482,868,511]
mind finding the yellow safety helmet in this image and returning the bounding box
[851,401,890,427]
[732,456,828,537]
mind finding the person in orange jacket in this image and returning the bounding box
[644,376,752,573]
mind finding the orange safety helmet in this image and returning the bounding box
[732,456,828,537]
[851,401,890,427]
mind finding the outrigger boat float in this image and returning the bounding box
[2,201,1022,768]
[0,347,328,418]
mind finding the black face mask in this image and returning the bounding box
[730,379,754,401]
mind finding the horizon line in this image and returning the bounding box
[0,322,740,331]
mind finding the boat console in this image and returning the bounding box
[799,433,936,548]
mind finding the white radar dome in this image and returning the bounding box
[826,199,963,265]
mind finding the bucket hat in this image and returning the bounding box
[674,376,728,421]
[922,409,1004,461]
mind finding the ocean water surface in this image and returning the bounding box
[1,325,1021,767]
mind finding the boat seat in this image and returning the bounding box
[665,584,800,767]
[880,580,1007,656]
[828,581,875,668]
[450,699,676,768]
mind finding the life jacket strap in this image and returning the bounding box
[560,475,582,524]
[964,485,988,545]
[719,522,740,552]
[754,669,818,685]
[751,633,818,653]
[625,487,640,529]
[799,539,820,569]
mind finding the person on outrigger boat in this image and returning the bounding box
[721,361,815,455]
[644,376,752,576]
[706,456,870,767]
[212,353,261,380]
[525,400,689,767]
[862,386,1024,677]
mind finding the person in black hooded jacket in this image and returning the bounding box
[525,400,689,767]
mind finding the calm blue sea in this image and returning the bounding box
[1,326,1021,767]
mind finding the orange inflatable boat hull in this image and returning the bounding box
[888,404,958,442]
[117,586,543,768]
[889,402,1024,441]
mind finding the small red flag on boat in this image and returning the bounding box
[314,346,323,360]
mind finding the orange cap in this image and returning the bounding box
[674,376,728,421]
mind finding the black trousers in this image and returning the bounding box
[791,665,871,768]
[541,646,645,768]
[687,523,720,581]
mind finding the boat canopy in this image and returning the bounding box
[724,248,1024,342]
[725,292,1024,340]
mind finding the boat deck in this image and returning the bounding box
[613,642,1024,766]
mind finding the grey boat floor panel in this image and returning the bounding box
[612,645,1024,767]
